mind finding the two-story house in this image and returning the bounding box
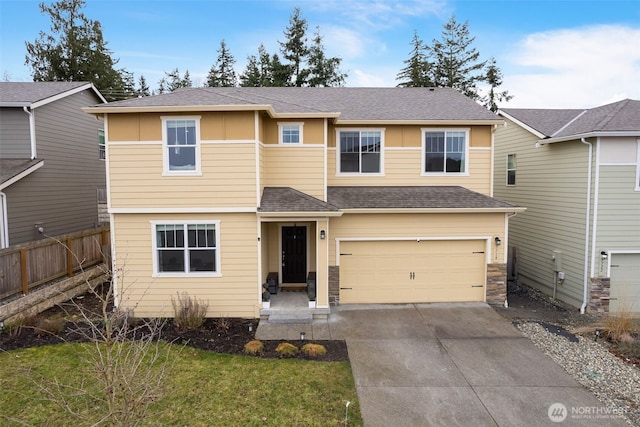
[494,99,640,316]
[85,87,524,319]
[0,82,107,248]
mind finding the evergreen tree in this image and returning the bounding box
[240,44,273,87]
[25,0,126,100]
[307,26,347,87]
[396,30,433,87]
[482,57,513,112]
[137,75,150,97]
[268,54,291,87]
[279,7,308,86]
[206,39,237,87]
[158,68,192,94]
[430,15,486,100]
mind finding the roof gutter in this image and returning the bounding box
[22,106,36,159]
[338,207,527,214]
[580,137,593,314]
[538,131,639,145]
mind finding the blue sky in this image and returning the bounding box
[1,0,639,108]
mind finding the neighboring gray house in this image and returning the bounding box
[0,82,107,247]
[494,99,640,316]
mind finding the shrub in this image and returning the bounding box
[215,317,231,333]
[301,343,327,358]
[244,340,264,355]
[35,317,66,336]
[171,292,209,330]
[605,310,634,342]
[275,342,298,357]
[5,315,37,338]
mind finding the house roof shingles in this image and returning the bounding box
[259,187,339,212]
[0,81,89,105]
[0,159,43,186]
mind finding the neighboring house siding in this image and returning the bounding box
[0,108,31,158]
[113,212,258,318]
[4,90,105,244]
[494,119,590,307]
[262,145,325,200]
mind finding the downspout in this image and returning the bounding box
[580,138,593,314]
[23,106,36,159]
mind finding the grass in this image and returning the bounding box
[0,342,362,426]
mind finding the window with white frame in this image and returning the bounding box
[98,129,105,160]
[154,222,219,274]
[636,139,640,191]
[423,129,468,174]
[339,130,382,173]
[279,123,303,144]
[507,154,516,186]
[163,117,200,173]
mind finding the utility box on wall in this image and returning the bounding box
[552,250,563,272]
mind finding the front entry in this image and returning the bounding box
[282,226,307,283]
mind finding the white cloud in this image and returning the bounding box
[502,25,640,108]
[310,0,447,27]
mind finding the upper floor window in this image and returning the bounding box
[162,117,201,174]
[98,129,105,160]
[423,129,468,174]
[154,222,220,276]
[339,130,383,174]
[507,154,516,186]
[279,122,303,144]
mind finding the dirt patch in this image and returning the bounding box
[0,288,348,362]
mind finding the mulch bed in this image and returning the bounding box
[0,289,349,362]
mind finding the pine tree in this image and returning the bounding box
[307,26,347,87]
[240,44,273,87]
[25,0,126,100]
[269,54,291,87]
[279,7,308,86]
[430,16,486,100]
[137,75,150,97]
[482,57,513,112]
[157,68,192,93]
[206,40,237,87]
[396,30,433,87]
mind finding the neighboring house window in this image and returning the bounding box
[279,122,303,144]
[162,117,201,174]
[636,139,640,192]
[339,130,383,174]
[98,129,105,160]
[422,129,468,174]
[154,222,220,275]
[507,154,516,186]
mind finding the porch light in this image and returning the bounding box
[320,230,326,240]
[600,251,608,260]
[494,237,501,246]
[300,331,306,341]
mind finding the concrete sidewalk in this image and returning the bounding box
[257,303,628,426]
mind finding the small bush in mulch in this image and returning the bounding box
[302,343,327,358]
[243,340,264,355]
[275,342,298,357]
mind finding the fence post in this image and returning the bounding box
[67,237,74,277]
[20,248,29,295]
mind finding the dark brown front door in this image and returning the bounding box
[282,226,306,283]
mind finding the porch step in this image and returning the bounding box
[267,311,313,324]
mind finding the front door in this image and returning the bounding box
[282,226,307,283]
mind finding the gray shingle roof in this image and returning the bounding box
[327,186,517,209]
[502,99,640,138]
[0,159,43,186]
[259,187,339,212]
[0,82,89,105]
[94,87,501,122]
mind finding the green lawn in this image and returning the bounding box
[0,343,362,426]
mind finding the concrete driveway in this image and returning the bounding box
[327,303,627,427]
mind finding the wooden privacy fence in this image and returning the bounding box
[0,227,110,303]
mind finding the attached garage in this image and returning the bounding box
[609,253,640,315]
[339,239,487,304]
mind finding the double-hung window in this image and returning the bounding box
[279,122,303,144]
[154,222,220,275]
[163,117,200,174]
[98,129,105,160]
[507,154,516,186]
[423,129,468,174]
[339,130,383,174]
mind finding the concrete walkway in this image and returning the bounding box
[257,303,627,426]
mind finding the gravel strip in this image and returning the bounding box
[517,322,640,426]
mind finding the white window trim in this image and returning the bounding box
[98,129,105,161]
[421,128,470,176]
[506,153,516,186]
[151,220,221,277]
[336,128,385,176]
[161,116,202,176]
[635,138,640,192]
[278,122,304,144]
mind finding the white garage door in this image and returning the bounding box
[610,253,640,315]
[339,240,486,304]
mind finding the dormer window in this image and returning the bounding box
[278,122,303,144]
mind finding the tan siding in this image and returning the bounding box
[109,143,257,208]
[263,146,324,199]
[113,213,259,318]
[327,125,490,148]
[262,118,324,144]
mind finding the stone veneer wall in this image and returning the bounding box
[486,263,507,306]
[588,277,610,315]
[328,266,340,305]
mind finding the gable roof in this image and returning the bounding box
[259,187,339,213]
[0,81,107,108]
[0,159,44,191]
[500,99,640,142]
[84,87,502,124]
